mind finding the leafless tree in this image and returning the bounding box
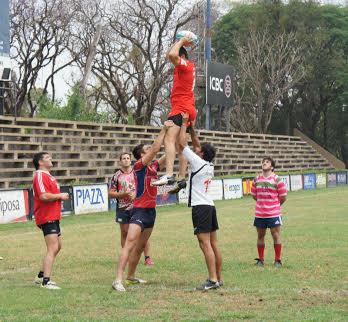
[10,0,76,116]
[71,0,201,125]
[231,29,306,133]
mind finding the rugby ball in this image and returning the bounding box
[176,30,199,47]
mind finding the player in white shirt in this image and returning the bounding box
[177,113,223,291]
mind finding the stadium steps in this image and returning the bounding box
[0,116,338,189]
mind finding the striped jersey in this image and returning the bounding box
[251,173,287,218]
[182,146,214,207]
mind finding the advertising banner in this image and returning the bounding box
[28,188,34,220]
[109,197,117,212]
[0,189,29,224]
[242,177,254,195]
[316,173,327,188]
[303,173,316,190]
[178,186,189,204]
[279,175,290,191]
[290,174,303,191]
[60,186,74,216]
[223,178,243,199]
[178,179,224,203]
[208,180,224,200]
[336,172,347,185]
[206,62,234,106]
[156,185,177,206]
[73,184,108,215]
[327,172,337,187]
[156,193,177,206]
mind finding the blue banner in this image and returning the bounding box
[0,0,10,55]
[327,173,337,187]
[303,173,316,190]
[156,193,177,206]
[109,197,117,211]
[336,172,347,185]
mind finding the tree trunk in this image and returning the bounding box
[323,106,328,148]
[80,23,102,96]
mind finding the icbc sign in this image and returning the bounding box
[206,62,234,106]
[210,77,223,92]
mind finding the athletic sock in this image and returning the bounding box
[38,271,44,278]
[274,243,282,261]
[42,277,50,285]
[257,244,265,261]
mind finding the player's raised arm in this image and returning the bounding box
[166,37,192,66]
[141,121,173,166]
[189,123,201,154]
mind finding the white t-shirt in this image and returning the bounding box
[182,146,214,207]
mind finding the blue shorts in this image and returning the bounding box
[115,209,132,224]
[254,216,282,229]
[129,208,156,231]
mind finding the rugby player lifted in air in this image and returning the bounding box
[152,34,197,194]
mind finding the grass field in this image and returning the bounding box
[0,187,347,321]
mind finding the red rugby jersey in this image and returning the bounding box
[170,57,196,121]
[133,159,159,208]
[32,170,61,225]
[251,173,287,218]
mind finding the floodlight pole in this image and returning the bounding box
[205,0,212,130]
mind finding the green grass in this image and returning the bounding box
[0,187,347,321]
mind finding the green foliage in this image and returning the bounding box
[213,0,348,166]
[36,84,114,123]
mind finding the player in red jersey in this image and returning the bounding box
[251,157,287,267]
[152,37,196,192]
[112,121,172,291]
[109,152,154,266]
[32,152,69,289]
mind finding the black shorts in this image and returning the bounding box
[38,220,61,236]
[254,216,283,229]
[168,114,192,133]
[129,208,156,231]
[192,205,219,235]
[116,209,132,224]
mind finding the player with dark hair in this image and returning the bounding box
[177,113,222,291]
[251,157,287,267]
[109,152,154,266]
[152,37,197,192]
[112,121,172,291]
[32,152,69,289]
